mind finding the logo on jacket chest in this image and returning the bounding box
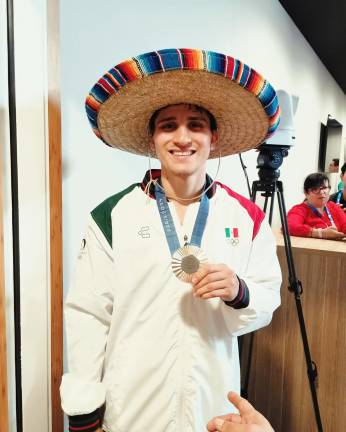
[138,226,151,239]
[225,227,239,246]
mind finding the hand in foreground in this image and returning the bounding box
[191,264,239,302]
[320,227,345,240]
[207,392,274,432]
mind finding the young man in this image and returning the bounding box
[329,162,346,211]
[60,48,282,432]
[328,158,339,173]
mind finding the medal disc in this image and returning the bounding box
[171,245,208,283]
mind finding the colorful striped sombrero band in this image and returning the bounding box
[86,48,281,158]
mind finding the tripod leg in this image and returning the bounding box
[276,183,324,432]
[241,332,254,399]
[268,190,275,225]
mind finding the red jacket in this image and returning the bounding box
[287,201,346,237]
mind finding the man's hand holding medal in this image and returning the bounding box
[191,263,239,302]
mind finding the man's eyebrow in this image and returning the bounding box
[187,115,208,122]
[156,115,208,123]
[156,116,176,123]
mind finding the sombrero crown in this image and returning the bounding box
[86,48,280,158]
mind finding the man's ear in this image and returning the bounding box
[210,131,218,151]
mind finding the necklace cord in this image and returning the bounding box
[146,151,221,201]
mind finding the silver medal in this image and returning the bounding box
[171,245,208,283]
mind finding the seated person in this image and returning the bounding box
[329,162,346,211]
[287,173,346,240]
[328,158,339,173]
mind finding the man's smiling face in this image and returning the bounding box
[151,104,218,179]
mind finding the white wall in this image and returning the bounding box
[1,0,51,431]
[61,0,346,279]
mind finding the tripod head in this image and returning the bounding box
[256,144,289,183]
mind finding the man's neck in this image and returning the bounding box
[160,171,206,203]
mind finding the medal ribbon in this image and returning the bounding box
[155,182,209,255]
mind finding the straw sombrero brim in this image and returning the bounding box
[86,49,280,158]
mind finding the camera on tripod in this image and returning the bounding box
[256,90,298,183]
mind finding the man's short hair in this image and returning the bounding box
[148,103,217,136]
[340,162,346,175]
[303,173,330,192]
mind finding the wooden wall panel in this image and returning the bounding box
[47,0,63,430]
[241,236,346,432]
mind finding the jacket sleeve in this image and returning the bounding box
[221,219,282,336]
[60,218,114,416]
[287,204,312,237]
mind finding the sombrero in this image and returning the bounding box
[85,48,280,158]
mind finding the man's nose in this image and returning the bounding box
[173,126,192,146]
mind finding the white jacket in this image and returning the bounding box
[60,179,281,432]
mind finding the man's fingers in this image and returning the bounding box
[192,265,233,291]
[207,417,226,431]
[200,288,230,300]
[207,414,236,430]
[214,418,225,431]
[212,417,247,432]
[228,391,255,415]
[192,264,230,286]
[193,271,225,293]
[191,264,212,286]
[194,280,225,297]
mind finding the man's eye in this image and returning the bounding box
[160,122,175,130]
[189,121,204,129]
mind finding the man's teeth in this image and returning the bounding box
[171,151,194,156]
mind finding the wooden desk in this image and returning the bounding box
[241,233,346,432]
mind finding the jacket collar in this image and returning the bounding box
[140,169,216,199]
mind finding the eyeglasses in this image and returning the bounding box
[309,186,331,194]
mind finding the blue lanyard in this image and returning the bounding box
[324,205,335,225]
[336,190,343,204]
[306,203,335,226]
[155,182,210,255]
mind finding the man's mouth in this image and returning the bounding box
[169,150,196,156]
